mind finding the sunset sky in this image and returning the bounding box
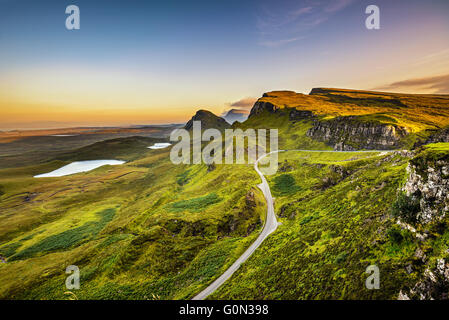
[1,0,449,129]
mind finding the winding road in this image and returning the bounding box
[192,149,393,300]
[192,151,280,300]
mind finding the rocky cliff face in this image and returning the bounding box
[306,116,409,151]
[249,100,410,150]
[247,88,449,151]
[399,258,449,300]
[394,149,449,299]
[403,158,449,224]
[249,100,316,122]
[415,127,449,148]
[248,101,280,118]
[288,109,316,121]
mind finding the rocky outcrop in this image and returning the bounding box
[288,110,316,121]
[415,127,449,148]
[249,100,316,122]
[217,190,262,237]
[164,219,207,237]
[248,101,280,118]
[399,258,449,300]
[319,164,352,190]
[185,110,231,131]
[403,159,449,224]
[306,116,409,151]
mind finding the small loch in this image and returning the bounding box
[34,160,125,178]
[148,143,171,149]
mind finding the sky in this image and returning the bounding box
[1,0,449,129]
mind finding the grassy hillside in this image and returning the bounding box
[256,89,449,132]
[1,88,449,300]
[0,137,266,299]
[4,136,449,300]
[233,109,331,151]
[243,89,449,151]
[0,126,178,169]
[212,145,449,299]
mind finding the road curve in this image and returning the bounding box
[192,149,393,300]
[192,151,280,300]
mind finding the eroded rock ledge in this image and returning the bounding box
[306,116,409,151]
[403,159,449,224]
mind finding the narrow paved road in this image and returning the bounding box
[192,149,393,300]
[192,151,280,300]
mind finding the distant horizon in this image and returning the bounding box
[3,84,449,131]
[0,121,185,132]
[1,0,448,130]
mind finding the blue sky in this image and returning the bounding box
[1,0,448,127]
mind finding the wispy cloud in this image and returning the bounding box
[413,48,449,66]
[259,36,304,48]
[256,0,356,47]
[375,74,449,94]
[222,97,258,115]
[227,97,258,110]
[324,0,354,13]
[291,6,313,17]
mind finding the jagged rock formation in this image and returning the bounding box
[248,100,316,122]
[399,259,449,300]
[248,101,280,118]
[184,110,231,131]
[306,116,409,151]
[403,157,449,224]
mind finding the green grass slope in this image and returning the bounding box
[258,88,449,132]
[233,109,331,151]
[0,137,266,299]
[2,91,449,300]
[246,89,449,150]
[212,145,449,299]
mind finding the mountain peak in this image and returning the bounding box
[222,109,249,124]
[184,109,231,131]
